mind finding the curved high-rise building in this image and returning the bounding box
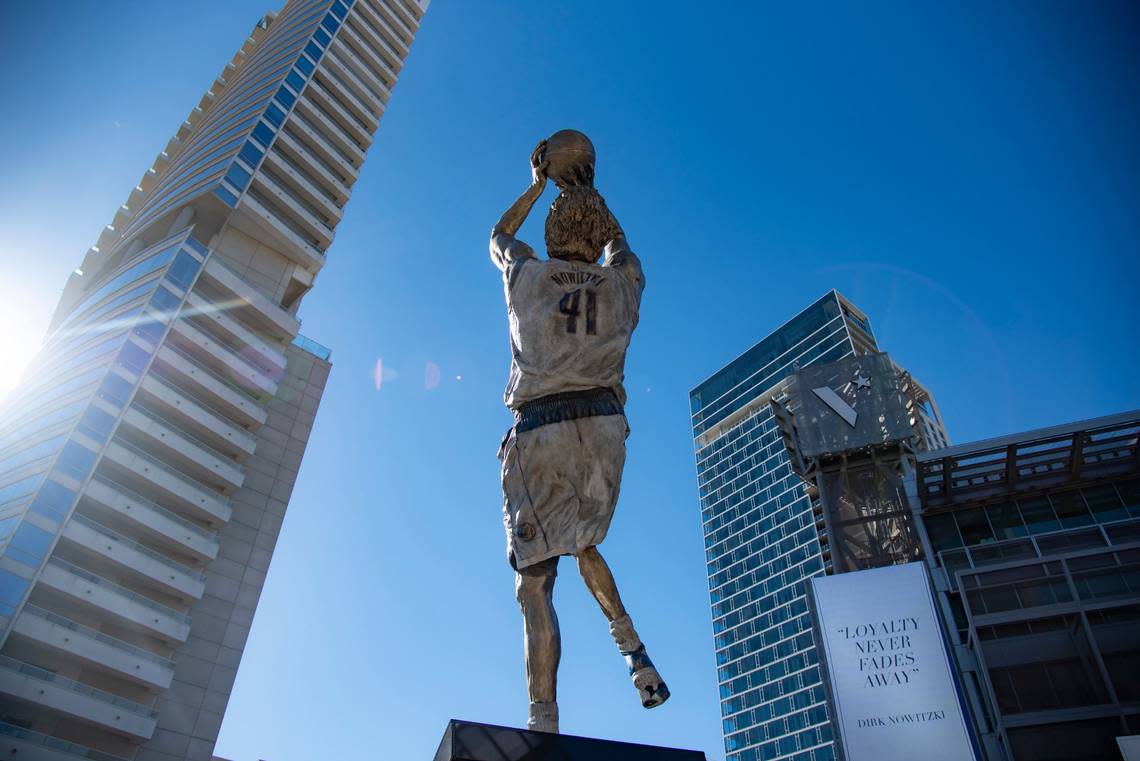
[0,1,427,759]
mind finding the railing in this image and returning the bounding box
[183,308,286,375]
[159,341,264,402]
[21,605,174,668]
[0,720,130,761]
[91,476,218,544]
[68,513,206,582]
[0,654,158,718]
[171,319,280,392]
[47,558,191,625]
[270,142,344,207]
[106,438,231,512]
[145,372,254,441]
[128,403,246,475]
[292,333,331,361]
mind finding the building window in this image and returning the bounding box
[985,501,1027,539]
[133,313,166,345]
[0,570,30,617]
[1116,478,1140,518]
[116,341,152,375]
[252,121,276,148]
[264,103,286,128]
[150,285,181,315]
[5,523,53,568]
[225,161,252,191]
[167,250,202,291]
[1051,490,1094,529]
[52,441,97,483]
[28,479,76,522]
[286,69,306,93]
[76,406,116,443]
[956,507,994,546]
[1083,485,1129,523]
[239,141,264,170]
[1018,497,1060,535]
[274,85,296,110]
[96,373,134,407]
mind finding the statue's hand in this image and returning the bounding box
[530,140,549,189]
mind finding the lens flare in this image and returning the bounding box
[424,361,440,390]
[372,358,399,391]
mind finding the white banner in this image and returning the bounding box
[810,562,977,761]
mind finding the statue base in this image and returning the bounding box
[433,719,706,761]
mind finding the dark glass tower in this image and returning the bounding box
[690,291,946,761]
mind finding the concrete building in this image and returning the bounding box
[689,291,946,761]
[0,1,427,759]
[909,410,1140,761]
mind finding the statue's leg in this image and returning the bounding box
[515,557,560,732]
[576,546,671,709]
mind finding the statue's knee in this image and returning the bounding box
[516,570,555,610]
[515,573,540,608]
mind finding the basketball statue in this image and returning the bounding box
[490,130,670,734]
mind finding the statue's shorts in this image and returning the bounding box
[499,388,628,572]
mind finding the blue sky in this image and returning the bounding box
[1,2,1138,759]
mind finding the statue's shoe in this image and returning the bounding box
[528,701,559,734]
[625,645,671,709]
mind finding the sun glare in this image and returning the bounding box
[0,291,48,402]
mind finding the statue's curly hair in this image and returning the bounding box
[544,186,622,263]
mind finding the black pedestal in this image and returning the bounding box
[433,719,707,761]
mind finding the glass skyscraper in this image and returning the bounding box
[690,291,947,761]
[0,2,426,759]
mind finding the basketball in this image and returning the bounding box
[543,129,595,188]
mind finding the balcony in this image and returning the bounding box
[272,130,351,203]
[261,149,344,226]
[136,374,257,458]
[100,439,231,525]
[330,36,393,107]
[0,720,130,761]
[295,88,368,161]
[249,170,335,250]
[198,255,301,339]
[183,291,287,376]
[351,1,410,67]
[312,63,378,134]
[0,655,157,740]
[82,476,218,562]
[166,319,278,398]
[233,189,327,274]
[332,29,394,95]
[119,404,245,492]
[368,0,419,47]
[11,605,174,690]
[285,111,360,182]
[60,514,206,600]
[151,344,267,429]
[37,559,191,642]
[320,49,384,121]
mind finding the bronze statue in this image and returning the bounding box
[490,130,669,734]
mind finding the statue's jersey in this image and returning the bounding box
[492,234,645,410]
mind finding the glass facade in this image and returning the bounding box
[692,291,876,761]
[913,414,1140,761]
[0,231,207,633]
[0,2,425,758]
[121,0,349,237]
